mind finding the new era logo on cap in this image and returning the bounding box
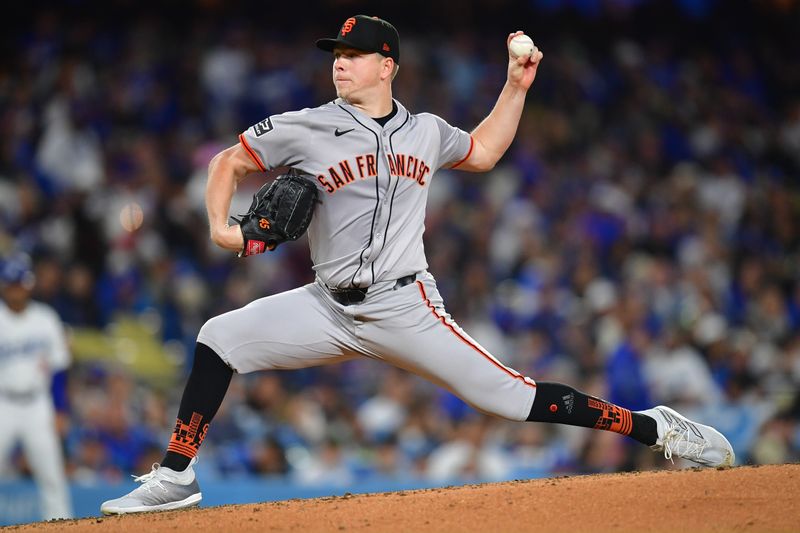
[316,15,400,64]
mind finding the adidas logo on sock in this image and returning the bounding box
[562,393,574,414]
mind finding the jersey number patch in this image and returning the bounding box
[254,117,274,136]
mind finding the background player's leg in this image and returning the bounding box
[0,400,21,476]
[19,397,72,519]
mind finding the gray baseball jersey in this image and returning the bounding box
[239,98,473,288]
[199,98,537,422]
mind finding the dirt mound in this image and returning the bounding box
[6,464,798,533]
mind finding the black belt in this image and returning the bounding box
[329,274,417,306]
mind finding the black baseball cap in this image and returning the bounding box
[316,15,400,64]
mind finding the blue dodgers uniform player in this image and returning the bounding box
[0,254,72,520]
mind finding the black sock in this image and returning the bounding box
[527,382,658,446]
[162,342,233,471]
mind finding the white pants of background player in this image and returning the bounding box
[0,394,73,519]
[198,270,537,421]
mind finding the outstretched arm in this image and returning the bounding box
[206,143,261,253]
[453,31,544,173]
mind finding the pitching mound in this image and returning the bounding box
[6,464,799,532]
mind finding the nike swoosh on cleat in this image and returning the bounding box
[335,128,355,137]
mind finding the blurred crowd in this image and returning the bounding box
[1,0,799,487]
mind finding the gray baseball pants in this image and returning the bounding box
[197,271,537,421]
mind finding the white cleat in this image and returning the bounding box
[640,405,735,467]
[100,457,202,515]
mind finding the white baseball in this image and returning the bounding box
[119,202,144,232]
[509,34,535,59]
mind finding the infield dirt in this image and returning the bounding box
[5,463,798,533]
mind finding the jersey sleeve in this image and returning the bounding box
[429,114,474,170]
[239,109,312,171]
[44,308,70,372]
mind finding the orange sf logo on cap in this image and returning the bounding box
[341,17,356,36]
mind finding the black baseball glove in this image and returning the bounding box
[231,169,319,257]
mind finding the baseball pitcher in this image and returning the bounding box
[102,15,734,514]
